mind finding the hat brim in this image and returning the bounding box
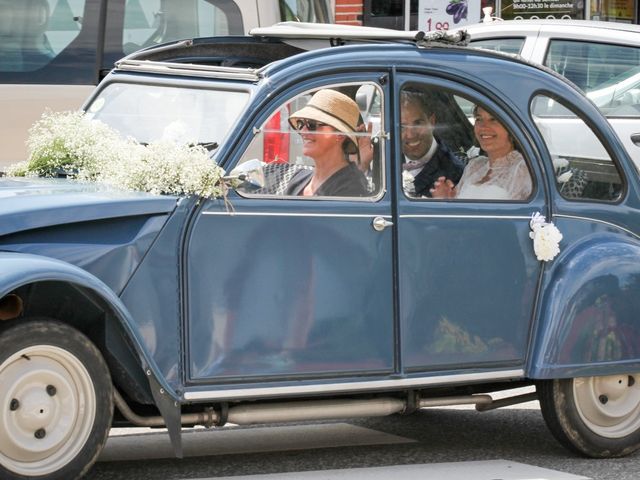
[289,106,358,154]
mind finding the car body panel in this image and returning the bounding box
[0,250,175,399]
[530,229,640,378]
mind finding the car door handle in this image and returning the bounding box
[372,216,393,231]
[631,133,640,146]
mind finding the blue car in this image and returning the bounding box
[1,23,640,480]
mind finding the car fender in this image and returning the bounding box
[528,232,640,379]
[0,251,180,415]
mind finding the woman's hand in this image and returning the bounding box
[430,176,456,198]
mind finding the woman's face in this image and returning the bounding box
[298,119,340,160]
[473,107,512,159]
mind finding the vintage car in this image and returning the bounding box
[1,23,640,480]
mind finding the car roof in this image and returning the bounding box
[109,21,575,95]
[112,22,471,81]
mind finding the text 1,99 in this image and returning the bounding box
[426,18,450,30]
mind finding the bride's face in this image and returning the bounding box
[474,107,512,159]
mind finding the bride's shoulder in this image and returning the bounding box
[507,150,526,164]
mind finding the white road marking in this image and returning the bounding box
[187,460,590,480]
[99,422,413,462]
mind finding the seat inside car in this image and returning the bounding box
[16,0,55,71]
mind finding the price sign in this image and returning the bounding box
[418,0,481,31]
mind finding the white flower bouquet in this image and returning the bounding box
[7,111,226,199]
[529,212,563,262]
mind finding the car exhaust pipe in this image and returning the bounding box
[0,294,23,321]
[226,398,405,425]
[114,390,505,429]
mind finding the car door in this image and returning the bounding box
[185,78,396,385]
[394,76,546,373]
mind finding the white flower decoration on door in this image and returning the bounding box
[529,212,563,262]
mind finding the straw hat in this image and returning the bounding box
[289,89,360,154]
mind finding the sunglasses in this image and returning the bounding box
[294,119,329,131]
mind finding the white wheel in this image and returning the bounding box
[0,320,113,480]
[539,374,640,457]
[573,374,640,438]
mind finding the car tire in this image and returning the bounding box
[538,375,640,457]
[0,319,113,480]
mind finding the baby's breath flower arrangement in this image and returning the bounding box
[8,111,226,199]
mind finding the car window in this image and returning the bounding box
[235,83,384,199]
[85,83,249,146]
[470,37,525,56]
[531,94,624,202]
[544,39,640,118]
[122,0,244,55]
[0,0,86,72]
[279,0,332,22]
[402,83,532,202]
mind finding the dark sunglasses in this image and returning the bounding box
[294,119,328,131]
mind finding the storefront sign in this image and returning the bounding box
[418,0,482,31]
[501,0,581,19]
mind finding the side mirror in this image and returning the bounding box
[225,159,266,191]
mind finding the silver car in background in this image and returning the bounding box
[0,0,333,168]
[457,20,640,171]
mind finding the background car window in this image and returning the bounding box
[122,0,243,55]
[279,0,332,22]
[544,40,640,117]
[531,94,623,201]
[236,84,383,198]
[0,0,86,72]
[470,37,525,55]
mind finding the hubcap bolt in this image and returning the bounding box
[46,385,57,396]
[629,376,636,387]
[9,399,19,411]
[599,394,609,405]
[34,428,46,439]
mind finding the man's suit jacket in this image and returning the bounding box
[412,143,465,197]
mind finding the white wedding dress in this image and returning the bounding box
[456,151,532,201]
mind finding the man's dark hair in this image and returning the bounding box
[400,88,436,117]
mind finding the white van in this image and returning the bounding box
[0,0,333,167]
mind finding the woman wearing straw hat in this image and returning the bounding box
[285,89,369,197]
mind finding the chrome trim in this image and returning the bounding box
[554,214,640,240]
[399,214,531,220]
[115,59,260,81]
[202,211,391,218]
[184,369,524,401]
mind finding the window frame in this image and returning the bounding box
[232,80,388,203]
[397,80,537,204]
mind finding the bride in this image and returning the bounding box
[431,106,532,201]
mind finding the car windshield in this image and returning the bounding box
[587,66,640,115]
[85,83,250,147]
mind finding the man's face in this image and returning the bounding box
[400,101,435,160]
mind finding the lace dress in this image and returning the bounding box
[456,151,532,201]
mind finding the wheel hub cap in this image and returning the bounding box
[0,346,95,476]
[574,374,640,438]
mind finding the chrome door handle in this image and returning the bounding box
[372,216,393,232]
